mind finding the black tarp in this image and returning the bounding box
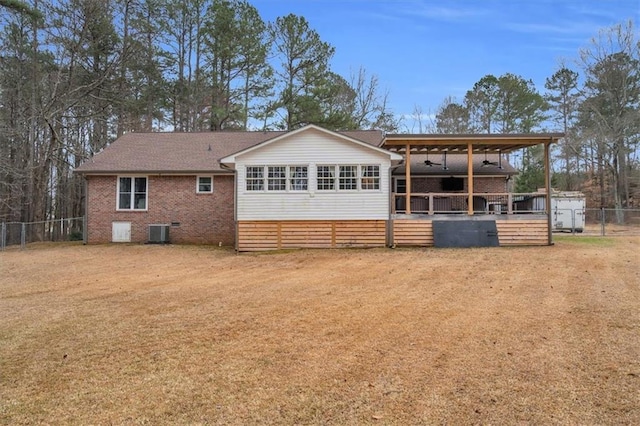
[432,220,499,248]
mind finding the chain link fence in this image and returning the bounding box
[1,211,637,251]
[1,217,85,250]
[565,208,640,236]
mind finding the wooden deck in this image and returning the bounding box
[392,215,549,247]
[237,216,550,251]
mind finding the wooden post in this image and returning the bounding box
[544,141,553,245]
[331,222,337,247]
[277,222,282,250]
[467,143,474,215]
[405,143,411,214]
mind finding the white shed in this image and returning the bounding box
[220,125,403,251]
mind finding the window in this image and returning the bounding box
[267,166,286,191]
[197,176,213,193]
[246,166,264,191]
[339,165,358,190]
[289,166,308,191]
[246,165,308,192]
[318,165,382,191]
[361,165,380,190]
[317,166,335,190]
[118,177,147,210]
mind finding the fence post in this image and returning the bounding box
[83,216,87,244]
[600,207,605,236]
[1,222,5,251]
[21,222,26,249]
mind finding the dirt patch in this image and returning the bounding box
[1,239,639,424]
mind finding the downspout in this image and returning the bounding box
[388,162,403,248]
[220,162,238,252]
[388,165,393,247]
[233,169,238,252]
[83,176,88,244]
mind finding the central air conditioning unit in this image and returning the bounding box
[148,224,170,244]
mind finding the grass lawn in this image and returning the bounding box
[1,239,639,424]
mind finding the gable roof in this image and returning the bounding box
[393,153,518,176]
[220,124,399,164]
[74,127,386,174]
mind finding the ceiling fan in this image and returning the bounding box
[482,150,503,169]
[424,151,440,166]
[424,151,448,170]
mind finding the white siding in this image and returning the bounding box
[235,128,392,221]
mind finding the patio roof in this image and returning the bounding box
[382,133,564,154]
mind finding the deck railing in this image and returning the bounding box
[392,192,547,215]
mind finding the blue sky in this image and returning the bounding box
[252,0,639,130]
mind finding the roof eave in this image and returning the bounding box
[75,169,235,176]
[220,124,401,163]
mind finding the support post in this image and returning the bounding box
[1,222,5,251]
[405,144,411,214]
[467,143,474,215]
[544,141,553,245]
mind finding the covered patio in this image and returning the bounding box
[382,133,564,246]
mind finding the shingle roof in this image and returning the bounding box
[74,129,385,174]
[393,154,518,176]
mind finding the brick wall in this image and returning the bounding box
[86,175,235,245]
[409,177,509,193]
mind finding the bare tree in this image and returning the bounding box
[579,20,640,215]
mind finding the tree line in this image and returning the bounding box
[421,21,639,212]
[0,1,638,230]
[0,0,398,225]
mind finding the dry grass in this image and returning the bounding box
[1,238,639,425]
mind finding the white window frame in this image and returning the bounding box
[317,164,382,192]
[360,165,380,190]
[288,165,308,191]
[316,165,336,191]
[246,166,265,191]
[117,176,148,211]
[245,165,309,192]
[196,176,213,193]
[339,165,358,191]
[267,166,287,191]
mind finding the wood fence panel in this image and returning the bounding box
[496,220,548,246]
[238,220,387,251]
[334,220,386,247]
[393,219,434,246]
